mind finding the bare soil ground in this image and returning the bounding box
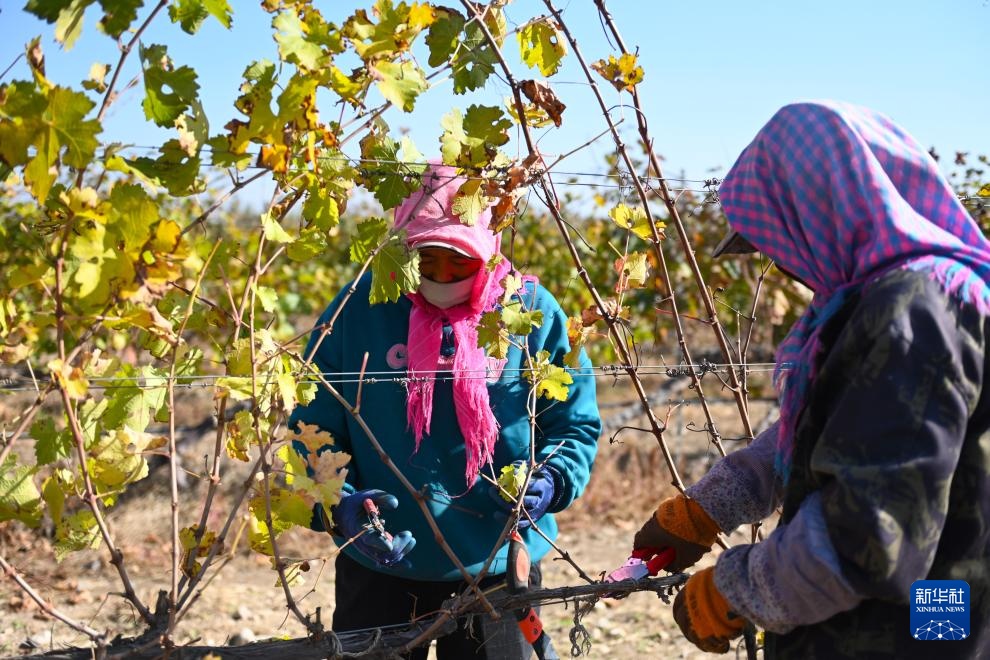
[1,377,776,659]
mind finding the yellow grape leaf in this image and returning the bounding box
[150,218,182,253]
[517,19,566,77]
[408,3,437,30]
[496,462,527,502]
[500,272,523,306]
[609,202,665,240]
[451,178,491,225]
[308,450,350,490]
[258,143,290,173]
[563,316,593,368]
[262,211,295,244]
[591,53,644,92]
[501,302,543,336]
[274,559,308,588]
[276,444,308,486]
[977,183,990,197]
[276,372,297,410]
[0,457,42,527]
[289,422,335,455]
[250,488,314,535]
[372,60,428,113]
[48,359,89,400]
[248,516,274,556]
[225,409,256,462]
[88,428,156,490]
[525,350,573,402]
[477,310,511,360]
[180,526,217,555]
[54,510,102,562]
[614,252,649,293]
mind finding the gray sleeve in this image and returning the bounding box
[686,421,782,532]
[713,491,862,633]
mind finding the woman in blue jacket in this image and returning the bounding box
[290,163,601,659]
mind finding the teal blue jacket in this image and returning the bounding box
[289,274,601,581]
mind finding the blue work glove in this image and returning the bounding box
[329,489,416,568]
[489,462,558,529]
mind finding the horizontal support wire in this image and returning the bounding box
[0,363,783,392]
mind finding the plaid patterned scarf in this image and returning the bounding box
[719,100,990,481]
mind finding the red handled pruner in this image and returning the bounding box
[362,497,393,544]
[604,546,675,597]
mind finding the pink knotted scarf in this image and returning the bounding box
[395,163,519,483]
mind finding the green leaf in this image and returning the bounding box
[373,60,428,112]
[451,9,502,94]
[359,130,424,210]
[425,7,465,67]
[262,211,295,244]
[48,87,103,164]
[169,0,233,34]
[286,226,328,262]
[102,366,166,431]
[349,217,389,263]
[302,182,340,230]
[477,310,510,359]
[249,487,313,539]
[369,237,419,304]
[526,350,573,402]
[32,417,71,466]
[450,178,490,225]
[342,0,435,61]
[255,284,278,313]
[54,510,102,561]
[501,301,543,336]
[517,19,566,77]
[41,475,66,527]
[439,108,467,166]
[0,457,42,527]
[440,105,511,169]
[24,0,77,22]
[273,9,327,71]
[108,183,159,253]
[8,84,101,201]
[140,44,200,127]
[54,0,89,50]
[119,140,203,195]
[0,82,47,166]
[98,0,142,38]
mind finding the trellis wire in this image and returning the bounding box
[0,362,783,392]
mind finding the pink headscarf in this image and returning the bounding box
[394,163,514,483]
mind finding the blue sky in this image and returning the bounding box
[2,1,988,208]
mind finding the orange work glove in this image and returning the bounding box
[673,566,747,653]
[632,494,720,571]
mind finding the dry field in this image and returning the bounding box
[1,375,776,659]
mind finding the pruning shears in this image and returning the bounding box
[507,529,559,660]
[604,546,676,597]
[362,497,393,544]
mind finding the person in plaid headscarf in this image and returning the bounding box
[632,101,990,658]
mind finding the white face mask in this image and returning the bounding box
[418,277,475,309]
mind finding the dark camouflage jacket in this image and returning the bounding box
[767,269,990,659]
